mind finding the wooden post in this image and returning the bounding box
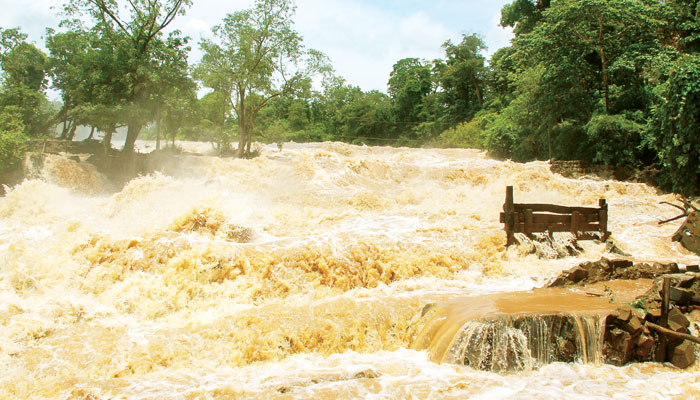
[505,186,514,246]
[599,199,609,241]
[657,277,672,362]
[525,209,533,239]
[572,211,582,239]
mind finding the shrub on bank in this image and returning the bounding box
[0,108,28,173]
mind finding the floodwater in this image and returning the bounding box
[1,141,699,399]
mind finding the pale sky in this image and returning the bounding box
[0,0,514,92]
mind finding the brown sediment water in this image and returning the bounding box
[412,280,652,371]
[1,141,699,399]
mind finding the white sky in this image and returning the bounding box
[0,0,514,92]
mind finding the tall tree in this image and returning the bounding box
[520,0,662,115]
[196,0,329,157]
[500,0,551,35]
[436,34,488,125]
[388,58,433,124]
[0,28,51,137]
[62,0,192,152]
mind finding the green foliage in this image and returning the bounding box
[388,58,433,127]
[585,114,645,166]
[0,29,52,138]
[437,112,494,149]
[61,0,193,152]
[436,34,488,125]
[0,108,27,173]
[1,42,48,91]
[648,54,700,194]
[195,0,329,156]
[500,0,551,35]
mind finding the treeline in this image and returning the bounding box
[1,0,700,194]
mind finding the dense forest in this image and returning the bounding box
[1,0,700,194]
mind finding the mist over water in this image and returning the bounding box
[1,142,699,399]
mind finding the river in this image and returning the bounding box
[1,142,699,399]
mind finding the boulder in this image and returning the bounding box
[673,211,700,255]
[670,341,696,369]
[667,308,690,333]
[634,334,655,361]
[604,328,634,366]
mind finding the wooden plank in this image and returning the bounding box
[501,187,609,246]
[512,222,601,233]
[513,203,601,214]
[500,212,601,225]
[572,211,582,238]
[599,199,609,241]
[524,209,533,238]
[505,186,515,246]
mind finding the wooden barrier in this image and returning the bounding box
[500,186,610,246]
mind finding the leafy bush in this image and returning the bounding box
[585,114,645,167]
[0,109,28,173]
[551,121,590,161]
[647,54,700,194]
[437,112,494,149]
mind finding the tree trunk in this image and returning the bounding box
[67,122,77,141]
[60,103,69,139]
[87,126,96,140]
[471,76,483,107]
[103,130,113,153]
[547,124,552,161]
[237,90,247,158]
[156,105,162,151]
[123,123,142,153]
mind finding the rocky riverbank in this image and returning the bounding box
[550,258,700,368]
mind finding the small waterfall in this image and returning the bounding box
[440,314,607,372]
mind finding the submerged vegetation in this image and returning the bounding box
[1,0,700,193]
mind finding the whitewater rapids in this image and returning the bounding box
[1,141,699,399]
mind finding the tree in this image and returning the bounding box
[146,33,194,150]
[500,0,551,36]
[46,28,93,140]
[387,58,434,128]
[435,34,489,125]
[648,54,700,194]
[663,0,700,53]
[197,91,233,149]
[62,0,192,152]
[0,28,52,137]
[0,107,27,173]
[520,0,662,115]
[196,0,329,157]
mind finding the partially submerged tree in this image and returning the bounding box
[61,0,192,152]
[196,0,329,157]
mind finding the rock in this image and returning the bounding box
[617,263,680,280]
[668,308,690,333]
[614,307,632,322]
[634,334,655,361]
[670,341,696,369]
[605,239,632,257]
[647,307,662,318]
[549,259,681,288]
[624,316,643,336]
[673,211,700,255]
[609,259,634,269]
[667,273,698,288]
[670,287,695,305]
[604,328,634,366]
